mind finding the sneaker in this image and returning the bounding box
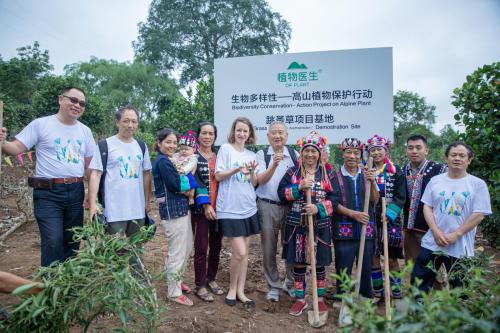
[318,300,328,312]
[289,300,308,316]
[266,288,280,302]
[282,281,295,298]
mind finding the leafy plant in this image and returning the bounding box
[452,62,500,249]
[333,252,499,332]
[0,220,162,333]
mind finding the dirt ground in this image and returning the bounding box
[0,164,497,332]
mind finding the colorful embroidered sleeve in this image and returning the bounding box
[316,200,333,218]
[179,175,191,192]
[386,166,405,222]
[386,202,401,222]
[278,166,302,203]
[195,187,210,207]
[284,185,301,201]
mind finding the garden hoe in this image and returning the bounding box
[306,187,328,328]
[339,157,373,327]
[381,197,391,320]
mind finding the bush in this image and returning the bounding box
[334,252,500,332]
[452,62,500,249]
[0,220,162,333]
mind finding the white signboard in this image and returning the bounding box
[214,47,393,145]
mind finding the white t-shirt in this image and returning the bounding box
[255,146,298,202]
[215,143,258,219]
[89,135,152,223]
[421,173,492,258]
[16,115,94,178]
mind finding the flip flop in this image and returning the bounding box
[195,287,214,302]
[207,282,224,295]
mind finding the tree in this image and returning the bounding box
[0,42,53,134]
[452,62,500,248]
[153,77,214,134]
[30,75,112,138]
[64,58,179,135]
[134,0,291,85]
[393,90,436,130]
[390,90,442,165]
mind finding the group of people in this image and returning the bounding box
[0,87,492,317]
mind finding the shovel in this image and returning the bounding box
[339,156,373,327]
[381,197,391,320]
[306,188,328,328]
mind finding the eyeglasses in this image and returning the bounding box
[62,95,86,108]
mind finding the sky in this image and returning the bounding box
[0,0,498,132]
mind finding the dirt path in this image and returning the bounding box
[0,214,344,332]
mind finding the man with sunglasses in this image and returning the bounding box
[0,86,95,267]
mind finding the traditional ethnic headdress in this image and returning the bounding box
[366,134,391,152]
[296,130,327,153]
[294,131,332,192]
[366,134,395,174]
[178,130,197,148]
[339,137,364,151]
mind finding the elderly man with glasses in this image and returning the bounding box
[0,86,95,267]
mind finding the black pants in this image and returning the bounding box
[33,182,84,267]
[410,247,463,293]
[334,239,373,298]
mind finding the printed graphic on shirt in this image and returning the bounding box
[438,191,470,216]
[118,154,143,179]
[54,138,83,164]
[232,161,250,183]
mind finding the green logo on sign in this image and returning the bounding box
[278,61,320,87]
[287,62,307,70]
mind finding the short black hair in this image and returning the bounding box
[60,86,86,96]
[445,141,474,159]
[154,128,178,152]
[115,105,140,121]
[406,134,428,146]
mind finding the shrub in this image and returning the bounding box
[0,220,162,333]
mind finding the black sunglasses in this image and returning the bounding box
[62,95,86,108]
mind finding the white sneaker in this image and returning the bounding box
[266,288,280,302]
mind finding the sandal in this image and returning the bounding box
[170,295,193,306]
[195,287,214,302]
[207,281,224,295]
[180,282,192,294]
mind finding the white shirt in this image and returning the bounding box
[215,143,258,219]
[89,135,152,223]
[16,115,94,178]
[421,173,492,258]
[255,146,298,202]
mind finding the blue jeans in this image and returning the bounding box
[334,240,373,298]
[33,182,84,267]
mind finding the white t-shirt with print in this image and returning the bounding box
[215,143,258,219]
[89,135,152,223]
[16,115,94,178]
[421,173,492,258]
